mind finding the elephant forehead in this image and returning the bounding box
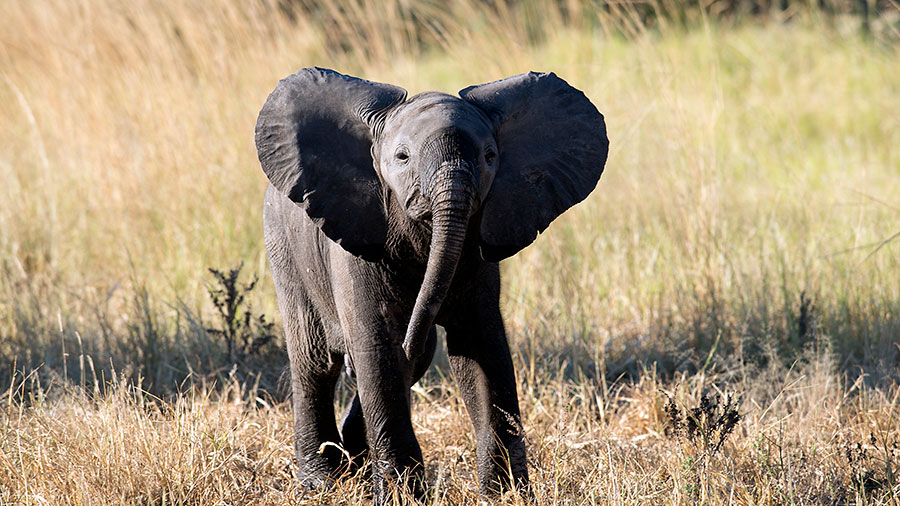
[388,92,493,137]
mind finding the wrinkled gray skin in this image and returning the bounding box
[256,67,608,503]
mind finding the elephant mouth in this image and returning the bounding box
[404,190,432,222]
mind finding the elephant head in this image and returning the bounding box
[255,67,608,360]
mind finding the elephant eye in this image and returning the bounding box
[484,150,497,164]
[395,149,410,163]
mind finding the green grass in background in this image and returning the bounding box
[0,0,897,390]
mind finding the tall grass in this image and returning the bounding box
[3,341,899,504]
[2,0,897,388]
[1,1,899,502]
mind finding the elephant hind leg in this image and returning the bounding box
[339,392,368,470]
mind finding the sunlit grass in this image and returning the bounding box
[3,349,898,504]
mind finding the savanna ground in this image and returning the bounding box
[2,1,900,504]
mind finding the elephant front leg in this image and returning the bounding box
[289,363,345,489]
[340,327,436,473]
[348,337,426,503]
[444,311,530,497]
[275,286,347,490]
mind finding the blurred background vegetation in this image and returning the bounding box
[1,0,898,397]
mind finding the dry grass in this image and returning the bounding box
[3,352,899,504]
[1,0,899,504]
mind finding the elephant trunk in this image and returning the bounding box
[402,161,477,360]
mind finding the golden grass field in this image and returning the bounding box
[1,0,899,504]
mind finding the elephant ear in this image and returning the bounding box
[460,72,609,262]
[255,67,407,260]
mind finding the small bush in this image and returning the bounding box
[206,263,277,365]
[664,390,742,456]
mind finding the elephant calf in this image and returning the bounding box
[255,67,608,502]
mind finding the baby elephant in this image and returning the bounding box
[255,67,608,502]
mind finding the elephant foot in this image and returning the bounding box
[372,461,427,506]
[295,456,339,492]
[294,437,353,492]
[296,469,333,492]
[477,436,531,500]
